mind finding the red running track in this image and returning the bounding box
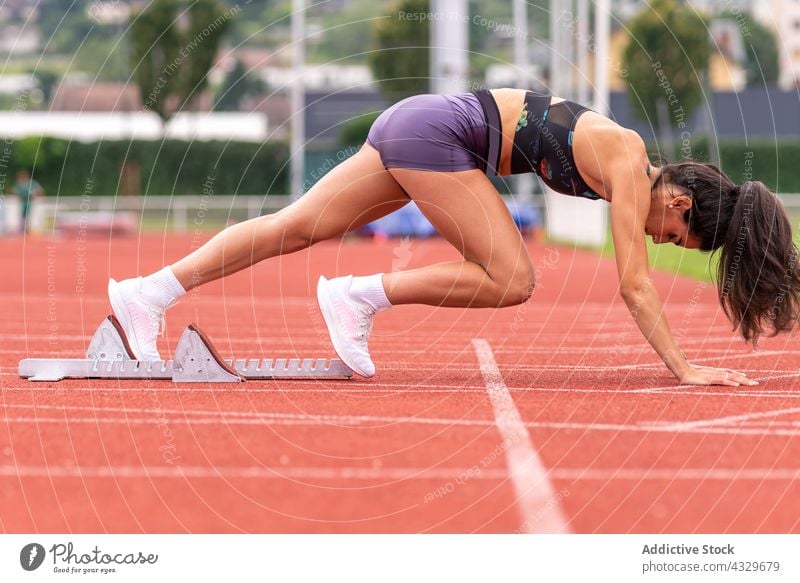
[1,232,799,533]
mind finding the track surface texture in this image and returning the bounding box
[2,233,799,533]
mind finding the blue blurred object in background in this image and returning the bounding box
[357,199,542,238]
[357,202,437,238]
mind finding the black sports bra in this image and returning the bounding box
[473,90,602,201]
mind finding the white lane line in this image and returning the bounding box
[643,407,800,432]
[549,468,800,481]
[552,468,800,482]
[1,383,799,399]
[0,402,487,423]
[4,415,800,437]
[472,338,570,534]
[0,464,507,481]
[0,465,796,482]
[1,385,799,399]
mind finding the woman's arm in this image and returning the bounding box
[606,131,756,387]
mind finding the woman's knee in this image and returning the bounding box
[494,267,536,307]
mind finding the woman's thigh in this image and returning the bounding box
[276,143,409,243]
[387,167,533,285]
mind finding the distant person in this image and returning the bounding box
[108,88,799,387]
[11,170,44,234]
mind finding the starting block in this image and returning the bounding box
[18,315,353,383]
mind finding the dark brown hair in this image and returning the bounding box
[655,162,800,344]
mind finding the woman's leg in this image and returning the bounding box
[383,168,536,308]
[316,167,535,377]
[110,143,410,360]
[170,144,410,290]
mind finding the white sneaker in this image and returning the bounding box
[316,275,377,378]
[108,277,173,361]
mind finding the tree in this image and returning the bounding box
[130,0,232,123]
[39,0,95,56]
[214,59,266,111]
[622,0,710,130]
[32,69,60,105]
[367,0,430,101]
[719,12,779,87]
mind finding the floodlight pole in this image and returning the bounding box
[430,0,468,94]
[291,0,306,199]
[512,0,528,84]
[550,0,562,95]
[593,0,610,116]
[513,0,535,199]
[577,0,589,105]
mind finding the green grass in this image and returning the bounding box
[592,211,800,282]
[598,233,718,282]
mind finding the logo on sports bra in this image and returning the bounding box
[516,103,529,132]
[539,159,552,179]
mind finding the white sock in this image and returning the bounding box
[140,266,186,308]
[349,273,392,312]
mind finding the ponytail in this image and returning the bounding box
[717,181,800,344]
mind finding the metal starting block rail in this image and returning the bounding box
[19,315,353,383]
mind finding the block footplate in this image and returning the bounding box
[19,315,353,383]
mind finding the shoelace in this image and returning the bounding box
[355,303,376,342]
[144,297,178,338]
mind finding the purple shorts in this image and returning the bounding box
[366,93,489,172]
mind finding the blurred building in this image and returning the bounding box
[764,0,800,88]
[610,87,800,140]
[246,94,291,140]
[485,64,547,91]
[86,1,131,25]
[709,18,748,91]
[261,64,373,91]
[49,80,216,113]
[304,89,386,149]
[0,74,37,96]
[0,0,39,22]
[605,22,747,92]
[0,111,268,142]
[613,0,793,89]
[49,82,142,112]
[615,0,756,19]
[210,48,274,85]
[0,24,40,55]
[4,79,267,142]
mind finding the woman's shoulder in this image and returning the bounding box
[577,109,637,141]
[572,114,649,188]
[488,87,525,101]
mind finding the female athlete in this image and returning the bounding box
[108,88,800,386]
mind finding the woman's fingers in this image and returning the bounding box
[720,371,740,386]
[694,365,758,386]
[726,369,758,385]
[683,367,758,387]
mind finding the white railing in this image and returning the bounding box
[2,192,800,236]
[12,194,294,234]
[778,193,800,210]
[22,193,547,234]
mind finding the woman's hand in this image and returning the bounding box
[677,364,758,387]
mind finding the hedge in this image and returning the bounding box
[0,136,290,196]
[1,135,799,196]
[717,140,800,194]
[648,137,800,193]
